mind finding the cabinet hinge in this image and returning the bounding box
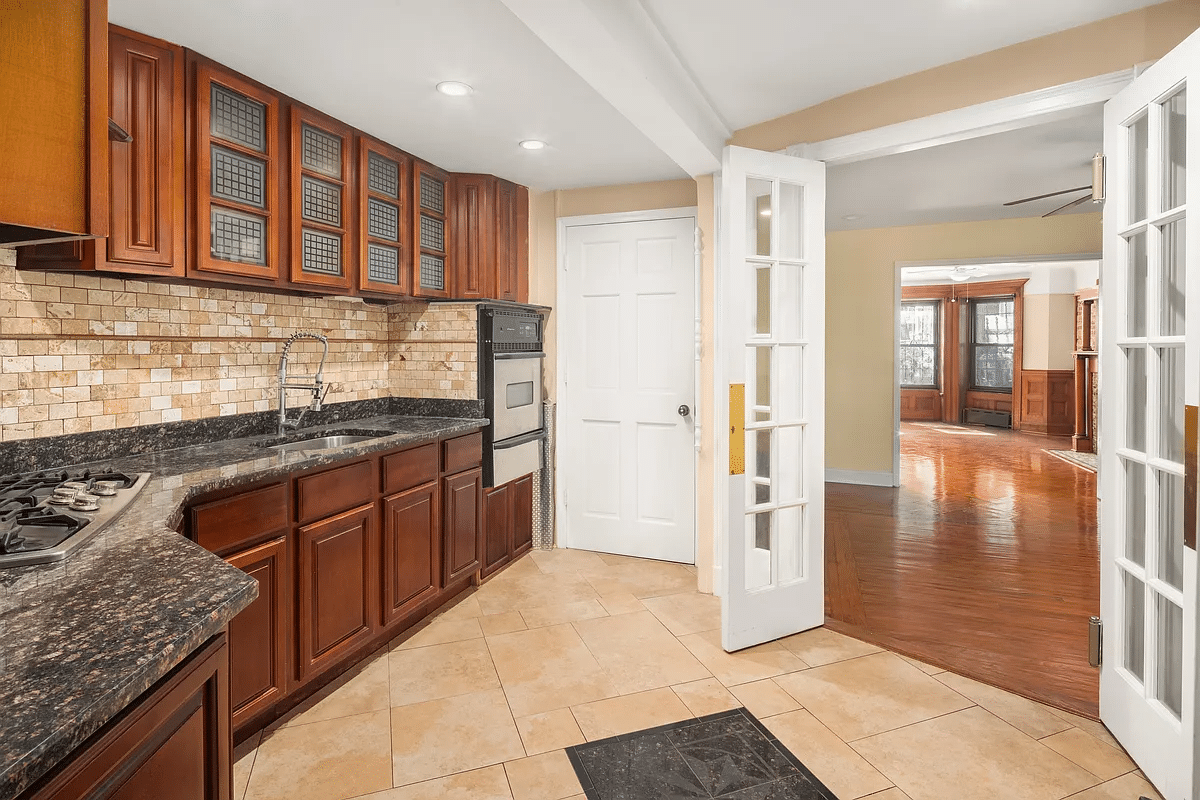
[1088,616,1102,668]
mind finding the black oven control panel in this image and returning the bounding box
[481,305,545,352]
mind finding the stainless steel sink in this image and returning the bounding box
[265,434,380,454]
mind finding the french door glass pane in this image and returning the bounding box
[1160,220,1186,336]
[777,505,804,583]
[756,267,772,335]
[1124,458,1147,567]
[777,182,804,261]
[748,178,773,257]
[777,426,804,503]
[1128,232,1148,337]
[1125,347,1147,452]
[1130,112,1149,223]
[777,264,804,340]
[755,347,772,412]
[754,430,771,480]
[748,512,772,590]
[777,345,804,421]
[1157,471,1185,591]
[1159,346,1184,463]
[1156,595,1184,719]
[754,482,771,506]
[1163,86,1186,212]
[1124,570,1146,682]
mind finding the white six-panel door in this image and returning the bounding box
[562,214,697,563]
[719,146,826,651]
[1100,26,1198,800]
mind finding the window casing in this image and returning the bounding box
[900,300,939,389]
[970,297,1015,391]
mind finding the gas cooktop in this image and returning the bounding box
[0,469,151,568]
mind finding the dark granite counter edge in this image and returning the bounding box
[0,415,487,800]
[3,581,258,800]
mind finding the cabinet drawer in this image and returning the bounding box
[191,483,287,554]
[442,432,482,474]
[296,460,374,525]
[382,443,439,495]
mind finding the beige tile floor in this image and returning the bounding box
[234,549,1163,800]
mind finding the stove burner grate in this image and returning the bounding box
[0,507,88,555]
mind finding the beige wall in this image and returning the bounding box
[0,247,477,442]
[1023,293,1078,371]
[828,214,1101,474]
[732,0,1200,151]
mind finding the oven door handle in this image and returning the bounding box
[493,352,545,360]
[494,429,546,449]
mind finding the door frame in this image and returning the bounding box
[555,207,702,559]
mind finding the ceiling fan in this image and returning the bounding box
[1003,153,1106,218]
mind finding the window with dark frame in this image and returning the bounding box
[899,300,939,388]
[970,297,1015,391]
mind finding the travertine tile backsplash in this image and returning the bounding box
[0,248,478,442]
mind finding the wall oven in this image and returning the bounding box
[479,303,549,487]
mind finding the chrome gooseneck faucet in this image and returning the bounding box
[278,331,330,435]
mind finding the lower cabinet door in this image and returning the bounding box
[297,504,378,680]
[442,468,482,585]
[382,482,440,628]
[511,473,534,558]
[481,481,512,580]
[225,536,290,731]
[24,634,231,800]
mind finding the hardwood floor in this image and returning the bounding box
[825,421,1100,718]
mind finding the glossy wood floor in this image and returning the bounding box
[825,422,1100,718]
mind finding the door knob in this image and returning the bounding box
[678,404,691,417]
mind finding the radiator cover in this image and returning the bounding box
[963,407,1012,428]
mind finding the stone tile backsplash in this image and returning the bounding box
[0,248,478,442]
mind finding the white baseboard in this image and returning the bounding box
[824,469,897,487]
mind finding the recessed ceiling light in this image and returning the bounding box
[843,213,863,221]
[436,81,473,97]
[519,139,547,150]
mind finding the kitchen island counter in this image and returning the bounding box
[0,414,486,800]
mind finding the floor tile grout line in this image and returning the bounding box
[842,702,981,746]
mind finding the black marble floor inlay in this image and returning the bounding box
[565,708,839,800]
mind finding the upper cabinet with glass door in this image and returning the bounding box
[190,58,281,284]
[412,161,452,299]
[288,107,355,292]
[357,136,412,299]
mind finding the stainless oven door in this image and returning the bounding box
[492,353,544,441]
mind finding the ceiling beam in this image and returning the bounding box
[498,0,728,177]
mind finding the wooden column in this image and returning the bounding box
[1073,354,1093,452]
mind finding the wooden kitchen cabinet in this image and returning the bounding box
[452,174,496,300]
[0,0,108,247]
[289,106,355,292]
[441,468,483,585]
[495,180,529,303]
[296,504,378,681]
[412,161,452,299]
[357,136,411,298]
[19,633,231,800]
[481,473,534,580]
[189,57,282,284]
[382,483,440,628]
[224,537,291,731]
[17,27,186,276]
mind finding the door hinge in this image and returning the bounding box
[1088,616,1102,667]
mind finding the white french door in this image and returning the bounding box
[561,214,698,564]
[718,146,826,651]
[1100,27,1199,800]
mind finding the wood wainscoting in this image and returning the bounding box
[900,388,942,421]
[964,389,1013,417]
[1022,370,1075,436]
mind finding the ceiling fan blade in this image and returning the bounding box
[1004,186,1091,206]
[1042,193,1094,218]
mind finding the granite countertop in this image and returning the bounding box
[0,414,486,800]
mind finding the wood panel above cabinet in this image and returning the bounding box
[189,57,283,285]
[289,107,355,292]
[0,0,108,246]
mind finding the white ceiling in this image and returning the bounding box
[110,0,1166,192]
[827,107,1104,231]
[902,260,1099,294]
